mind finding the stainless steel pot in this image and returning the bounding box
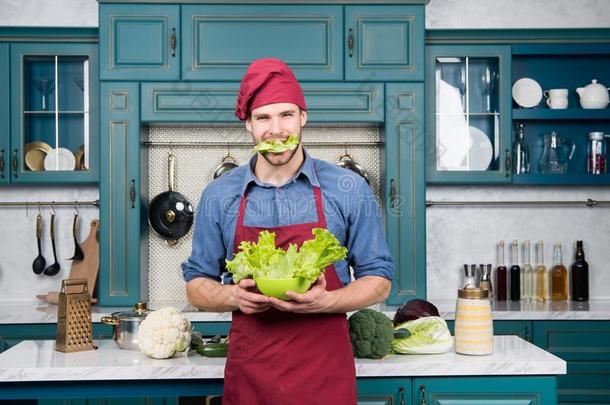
[101,302,150,350]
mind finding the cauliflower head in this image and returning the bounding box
[137,307,192,359]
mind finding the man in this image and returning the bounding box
[182,58,393,405]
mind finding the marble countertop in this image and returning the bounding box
[2,298,610,324]
[0,336,565,382]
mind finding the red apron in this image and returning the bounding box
[223,184,357,405]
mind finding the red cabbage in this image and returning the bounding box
[393,299,440,326]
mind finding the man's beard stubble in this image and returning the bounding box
[261,146,300,167]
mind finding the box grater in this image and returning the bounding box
[55,278,94,353]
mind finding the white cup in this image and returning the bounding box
[544,88,569,109]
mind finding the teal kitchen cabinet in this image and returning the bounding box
[99,4,180,81]
[0,43,8,183]
[7,42,98,184]
[357,378,411,405]
[425,44,512,184]
[533,320,610,404]
[385,83,426,304]
[181,5,343,81]
[414,376,557,405]
[345,5,424,82]
[140,81,384,123]
[495,320,533,342]
[99,82,142,306]
[510,42,610,185]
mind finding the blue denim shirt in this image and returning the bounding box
[181,150,394,285]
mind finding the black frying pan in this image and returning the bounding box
[148,153,194,242]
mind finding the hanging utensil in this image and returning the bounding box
[67,209,84,261]
[213,146,239,179]
[32,212,46,275]
[147,152,194,244]
[43,211,61,276]
[336,147,370,185]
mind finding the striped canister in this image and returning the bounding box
[454,287,493,355]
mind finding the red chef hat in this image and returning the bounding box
[235,58,306,121]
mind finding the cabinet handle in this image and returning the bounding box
[170,27,177,58]
[504,148,511,177]
[0,149,4,178]
[419,384,427,405]
[12,149,18,178]
[390,178,397,210]
[130,179,136,209]
[348,28,354,58]
[525,325,531,342]
[398,386,407,405]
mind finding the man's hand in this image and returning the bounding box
[233,279,271,314]
[267,274,337,313]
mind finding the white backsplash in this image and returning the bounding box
[0,186,99,302]
[426,185,610,300]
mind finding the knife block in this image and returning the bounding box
[55,278,94,353]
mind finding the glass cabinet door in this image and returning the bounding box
[426,45,511,183]
[10,43,98,183]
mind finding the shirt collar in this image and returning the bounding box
[241,148,319,194]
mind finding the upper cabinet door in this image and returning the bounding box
[426,45,512,184]
[100,4,180,81]
[181,5,343,81]
[10,42,99,183]
[0,44,9,183]
[345,5,424,82]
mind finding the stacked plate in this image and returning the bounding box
[24,141,78,171]
[512,78,543,108]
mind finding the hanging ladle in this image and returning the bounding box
[67,206,84,261]
[43,208,61,276]
[32,208,46,275]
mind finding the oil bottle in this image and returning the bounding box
[571,240,589,301]
[551,243,568,301]
[495,241,507,301]
[510,240,521,301]
[535,241,549,301]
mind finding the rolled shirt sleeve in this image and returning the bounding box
[345,179,394,281]
[181,185,226,282]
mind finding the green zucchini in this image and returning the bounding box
[196,342,229,357]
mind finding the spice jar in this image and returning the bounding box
[587,131,607,174]
[454,286,493,355]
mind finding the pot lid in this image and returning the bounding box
[110,301,150,320]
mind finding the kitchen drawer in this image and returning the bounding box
[181,5,343,81]
[557,361,610,404]
[533,321,610,361]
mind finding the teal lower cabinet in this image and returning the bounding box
[414,376,557,405]
[445,320,532,341]
[38,399,176,405]
[357,377,411,404]
[533,320,610,404]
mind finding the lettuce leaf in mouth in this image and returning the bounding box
[225,228,347,284]
[252,134,299,154]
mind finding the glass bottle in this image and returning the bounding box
[551,243,569,301]
[522,240,534,301]
[495,241,507,301]
[479,264,493,299]
[510,240,521,301]
[571,240,589,301]
[535,241,549,301]
[513,122,530,174]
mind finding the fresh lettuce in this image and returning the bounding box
[391,316,453,355]
[253,134,300,154]
[226,228,347,283]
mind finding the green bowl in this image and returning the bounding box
[254,277,313,300]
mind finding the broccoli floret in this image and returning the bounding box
[348,308,394,359]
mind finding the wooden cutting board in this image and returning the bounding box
[36,219,100,304]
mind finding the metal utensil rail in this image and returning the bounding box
[0,200,100,208]
[426,198,610,208]
[141,140,384,147]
